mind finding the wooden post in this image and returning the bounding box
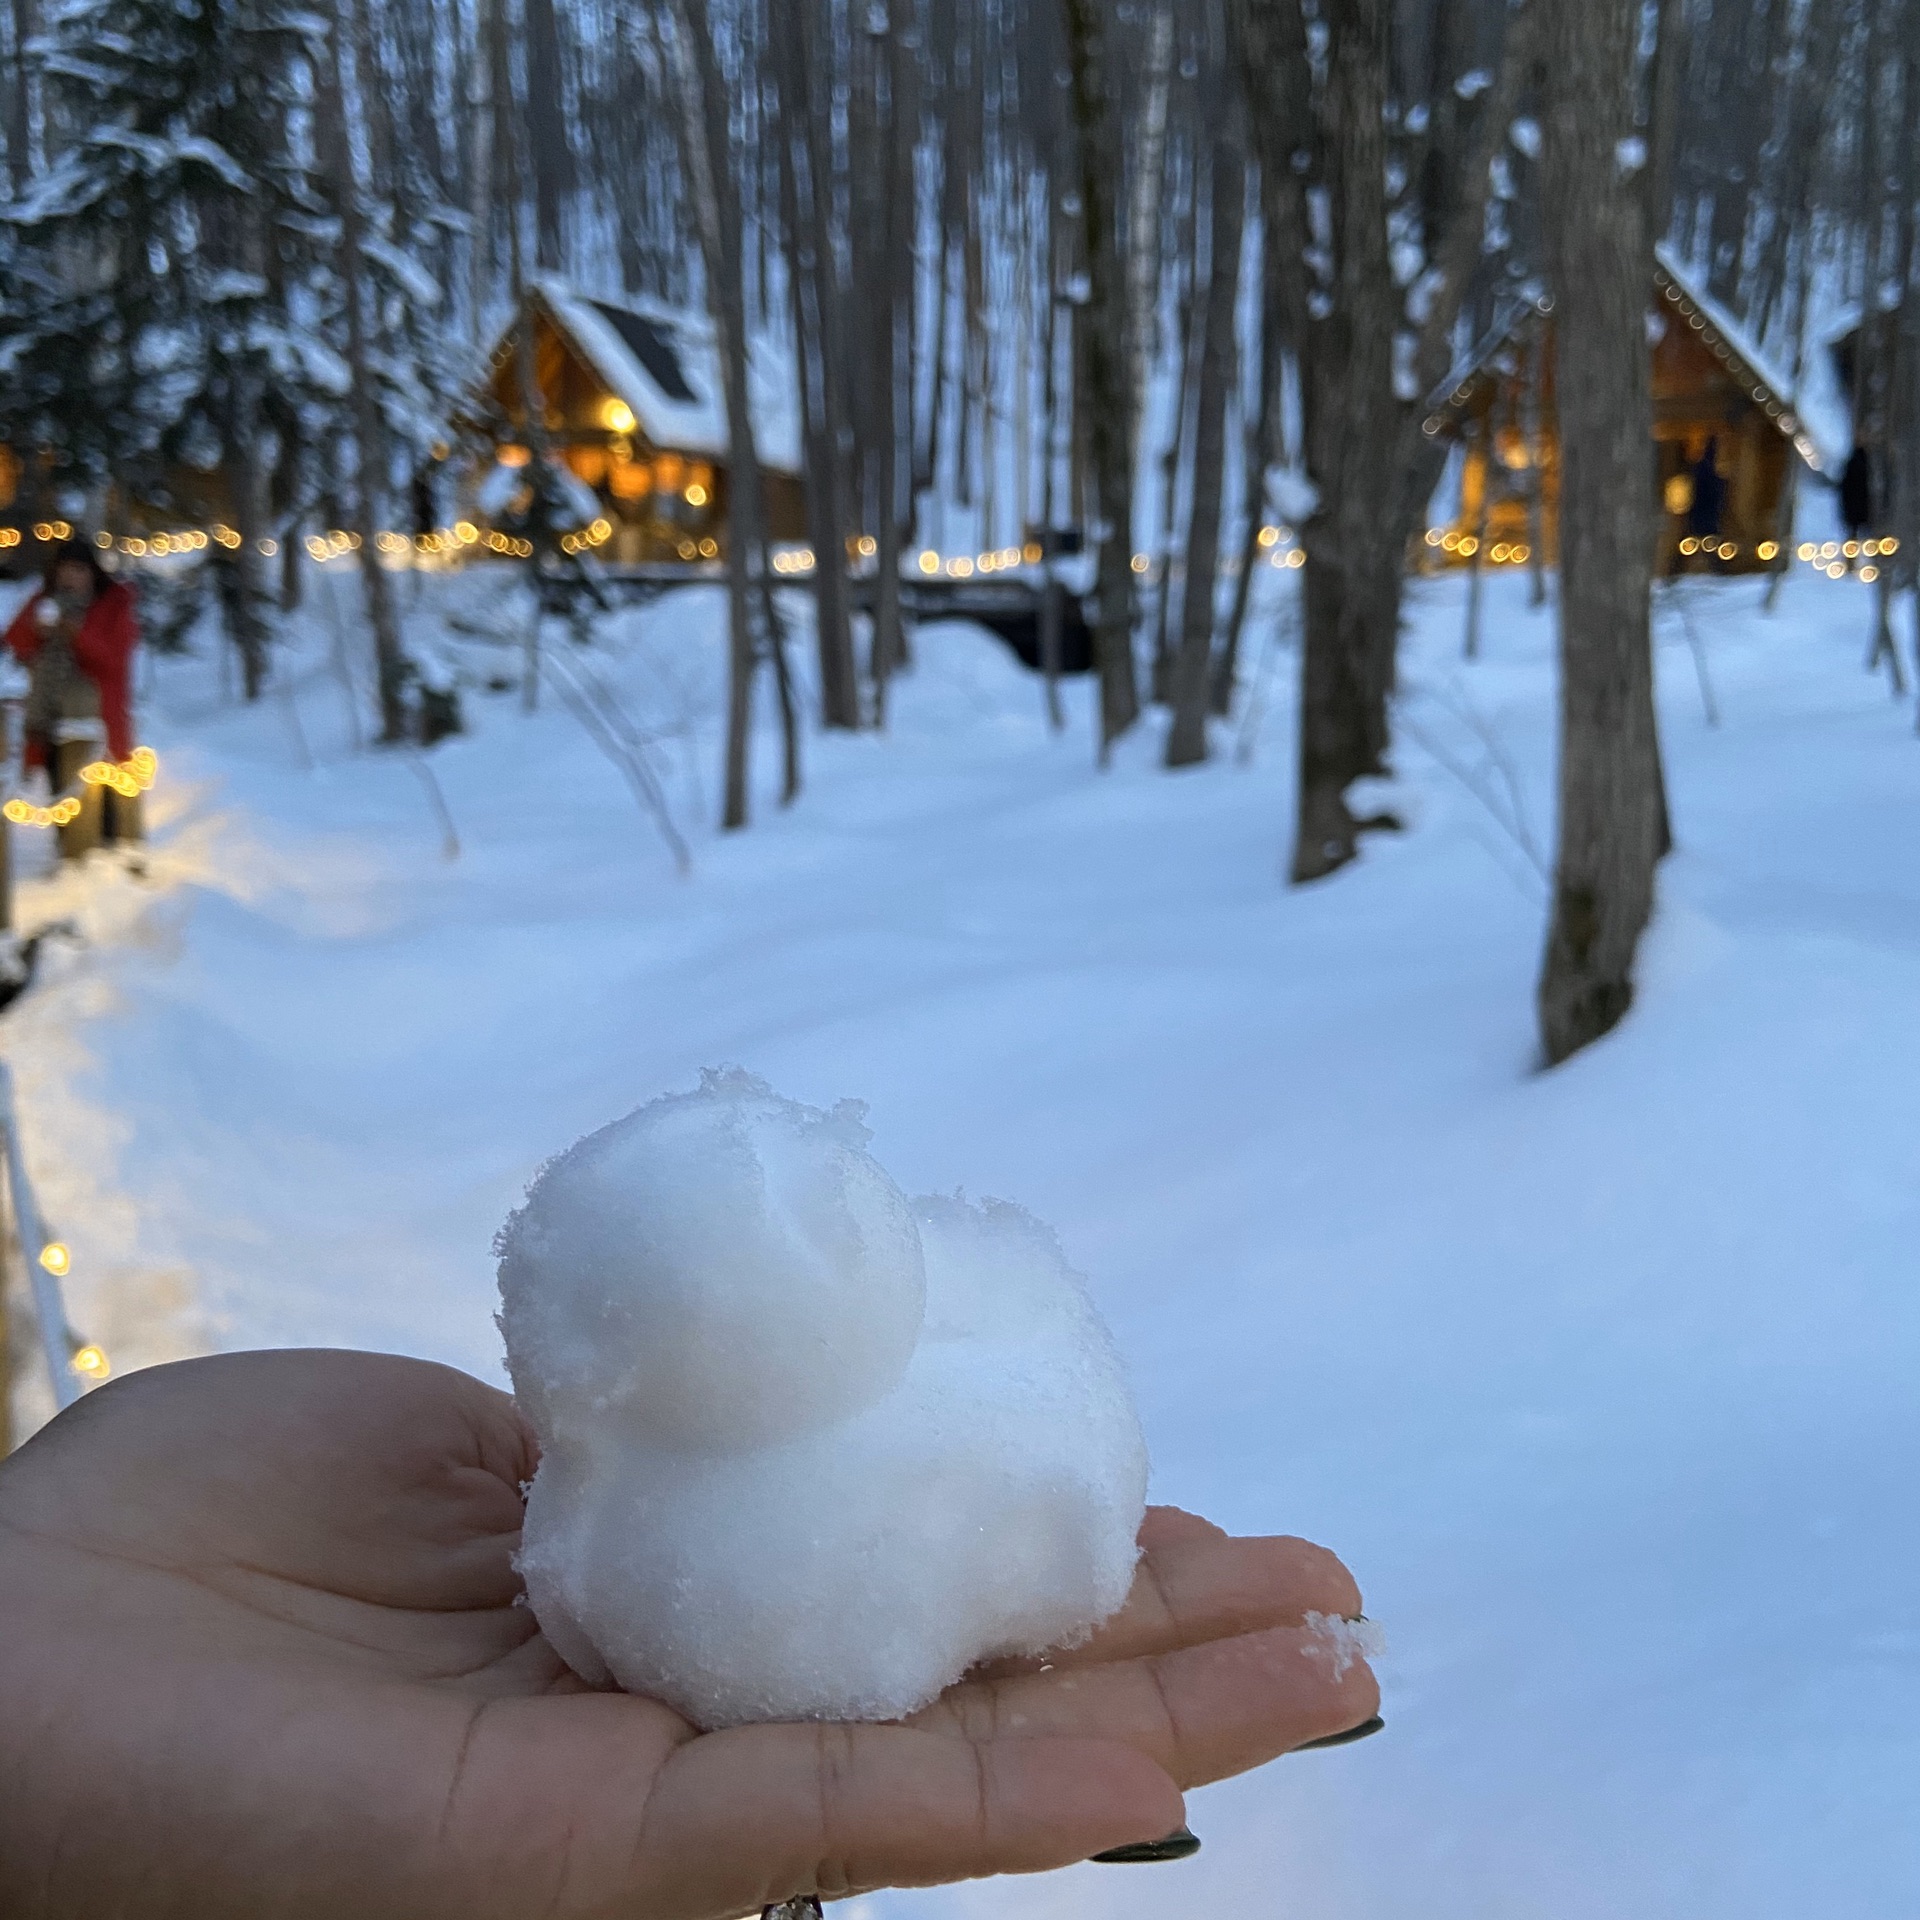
[0,703,13,934]
[53,734,102,862]
[111,787,144,847]
[0,1188,11,1455]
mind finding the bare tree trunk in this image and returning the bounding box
[1166,114,1246,768]
[464,0,495,329]
[1241,0,1532,882]
[1063,0,1142,757]
[669,0,788,827]
[220,403,273,700]
[1537,0,1665,1066]
[870,9,916,715]
[1214,172,1289,719]
[1212,395,1266,717]
[1291,0,1401,879]
[1523,326,1549,609]
[1150,271,1197,704]
[523,0,571,272]
[1039,274,1067,732]
[1463,416,1492,659]
[772,0,858,730]
[1124,7,1174,438]
[327,0,412,746]
[6,0,32,192]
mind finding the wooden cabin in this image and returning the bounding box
[1422,250,1836,576]
[482,280,805,567]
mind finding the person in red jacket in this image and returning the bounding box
[4,538,139,777]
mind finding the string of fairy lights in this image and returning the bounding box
[0,511,1899,583]
[31,1239,110,1382]
[3,746,158,831]
[1425,527,1901,577]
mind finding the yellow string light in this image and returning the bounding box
[5,797,82,828]
[71,1344,110,1380]
[78,747,159,799]
[39,1241,70,1276]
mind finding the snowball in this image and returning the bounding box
[497,1070,1148,1728]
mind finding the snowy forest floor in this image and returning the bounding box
[1,557,1916,1919]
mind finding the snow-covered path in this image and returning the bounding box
[5,564,1917,1919]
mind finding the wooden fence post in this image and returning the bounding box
[54,732,103,862]
[0,702,13,935]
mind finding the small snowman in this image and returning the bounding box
[497,1069,1148,1729]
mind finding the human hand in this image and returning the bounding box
[0,1350,1378,1920]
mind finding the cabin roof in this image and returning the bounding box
[1423,250,1844,477]
[503,278,802,478]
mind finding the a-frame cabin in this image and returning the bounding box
[482,279,805,566]
[1422,249,1837,577]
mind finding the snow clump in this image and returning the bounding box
[497,1068,1149,1728]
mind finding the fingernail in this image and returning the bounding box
[1294,1713,1385,1752]
[1091,1826,1201,1864]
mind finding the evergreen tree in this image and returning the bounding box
[0,0,341,695]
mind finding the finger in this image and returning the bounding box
[918,1621,1381,1791]
[1136,1505,1228,1549]
[973,1532,1363,1680]
[638,1722,1184,1911]
[1065,1532,1363,1669]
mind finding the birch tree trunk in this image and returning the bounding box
[327,0,412,746]
[771,0,859,731]
[1537,0,1665,1065]
[668,0,791,825]
[1166,114,1246,768]
[869,9,917,716]
[523,0,572,273]
[1063,0,1142,757]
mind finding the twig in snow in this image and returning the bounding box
[1395,676,1548,887]
[1658,580,1721,726]
[402,747,460,861]
[1234,596,1298,767]
[278,675,315,771]
[541,648,692,875]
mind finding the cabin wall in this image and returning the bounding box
[485,307,805,567]
[1436,311,1797,577]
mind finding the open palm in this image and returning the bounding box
[0,1349,1378,1920]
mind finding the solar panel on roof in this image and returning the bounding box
[589,301,699,404]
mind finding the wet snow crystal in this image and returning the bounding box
[497,1069,1149,1728]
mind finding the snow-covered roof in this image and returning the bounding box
[1422,253,1844,478]
[525,277,801,479]
[1653,246,1844,476]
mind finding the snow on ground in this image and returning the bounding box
[2,555,1917,1918]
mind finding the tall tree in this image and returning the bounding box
[0,0,334,696]
[322,0,416,744]
[1063,0,1143,758]
[1243,0,1533,882]
[1165,95,1245,768]
[666,0,796,824]
[1536,0,1666,1063]
[771,0,860,730]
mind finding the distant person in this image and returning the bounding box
[1686,437,1726,564]
[4,537,139,781]
[1840,446,1874,545]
